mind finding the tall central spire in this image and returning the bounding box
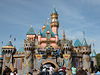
[50,8,59,35]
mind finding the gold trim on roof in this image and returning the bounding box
[2,46,15,49]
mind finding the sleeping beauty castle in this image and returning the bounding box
[0,8,97,74]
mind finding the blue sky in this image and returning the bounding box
[0,0,100,53]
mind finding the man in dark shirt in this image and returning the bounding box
[76,68,87,75]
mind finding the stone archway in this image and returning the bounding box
[42,60,58,68]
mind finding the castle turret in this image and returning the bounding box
[2,41,16,71]
[24,26,36,74]
[62,31,72,54]
[74,39,82,53]
[61,31,72,69]
[50,8,59,35]
[73,39,83,68]
[90,49,97,67]
[26,25,36,41]
[81,38,91,71]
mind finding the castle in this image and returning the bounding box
[0,8,97,74]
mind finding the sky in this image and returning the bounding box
[0,0,100,53]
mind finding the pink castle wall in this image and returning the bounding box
[40,43,47,48]
[27,35,35,40]
[52,27,58,34]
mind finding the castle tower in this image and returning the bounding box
[26,25,36,41]
[73,39,83,68]
[61,31,72,69]
[24,26,36,74]
[2,41,16,71]
[81,38,91,71]
[90,49,97,67]
[50,8,59,35]
[62,31,72,54]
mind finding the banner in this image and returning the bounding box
[63,54,70,60]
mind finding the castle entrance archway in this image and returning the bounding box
[42,60,58,69]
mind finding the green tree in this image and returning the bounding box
[96,53,100,66]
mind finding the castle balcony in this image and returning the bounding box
[50,37,56,41]
[40,37,56,43]
[13,53,25,58]
[40,37,56,41]
[40,38,47,42]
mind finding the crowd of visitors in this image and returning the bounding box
[2,66,18,75]
[38,65,100,75]
[2,65,100,75]
[38,65,87,75]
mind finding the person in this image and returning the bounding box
[48,66,54,75]
[40,68,49,75]
[76,67,87,75]
[13,68,18,75]
[52,68,59,75]
[42,68,46,72]
[58,68,64,75]
[58,66,66,75]
[3,66,12,75]
[10,72,14,75]
[66,68,72,75]
[71,66,76,75]
[95,71,100,75]
[85,69,90,75]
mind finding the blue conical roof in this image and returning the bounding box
[90,50,96,57]
[26,26,35,35]
[41,25,55,37]
[74,39,82,47]
[82,38,88,46]
[52,8,57,14]
[6,41,13,46]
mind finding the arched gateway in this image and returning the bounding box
[42,60,59,68]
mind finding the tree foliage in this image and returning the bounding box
[96,53,100,66]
